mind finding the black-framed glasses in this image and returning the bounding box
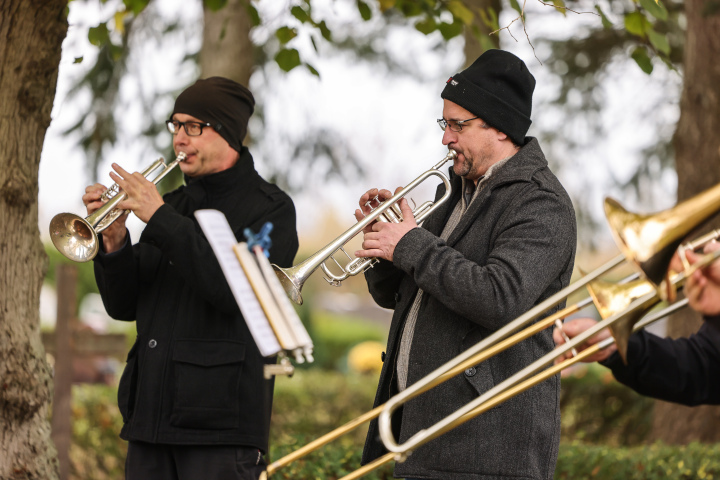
[166,120,215,136]
[437,116,487,132]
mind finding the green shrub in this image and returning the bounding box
[556,441,720,479]
[69,385,127,480]
[559,363,654,446]
[304,312,387,371]
[66,365,717,480]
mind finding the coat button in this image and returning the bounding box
[381,351,386,363]
[465,367,476,377]
[148,339,158,348]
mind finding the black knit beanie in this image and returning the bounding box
[171,77,255,153]
[441,49,535,145]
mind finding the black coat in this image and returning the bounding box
[603,316,720,405]
[362,139,577,480]
[94,148,298,452]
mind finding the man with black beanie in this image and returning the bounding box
[355,49,576,479]
[82,77,298,480]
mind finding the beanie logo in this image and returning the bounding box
[446,77,458,86]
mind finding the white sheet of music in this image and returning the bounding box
[195,209,282,357]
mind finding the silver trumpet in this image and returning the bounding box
[49,152,187,263]
[273,149,458,305]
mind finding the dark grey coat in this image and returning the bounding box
[362,138,576,480]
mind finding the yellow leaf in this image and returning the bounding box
[114,10,127,35]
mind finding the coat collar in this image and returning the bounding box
[165,147,258,215]
[423,137,548,242]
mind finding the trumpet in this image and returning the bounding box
[273,150,458,304]
[49,152,186,263]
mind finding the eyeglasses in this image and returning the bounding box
[166,120,215,136]
[437,116,488,132]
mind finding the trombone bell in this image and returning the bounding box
[605,181,720,292]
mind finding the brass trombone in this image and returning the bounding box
[49,153,186,263]
[272,150,458,304]
[376,252,720,466]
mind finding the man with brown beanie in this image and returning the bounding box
[82,77,298,480]
[355,49,576,479]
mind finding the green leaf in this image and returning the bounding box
[378,0,397,12]
[438,20,463,40]
[647,28,670,55]
[595,5,613,29]
[305,63,320,77]
[88,23,110,47]
[246,4,261,27]
[275,26,298,44]
[624,11,648,38]
[551,0,567,16]
[447,0,474,25]
[275,48,302,72]
[631,47,653,74]
[509,0,524,18]
[122,0,150,16]
[639,0,668,20]
[203,0,228,12]
[73,56,84,64]
[479,34,496,52]
[291,5,310,23]
[357,0,372,20]
[479,7,500,31]
[318,20,332,41]
[415,16,437,35]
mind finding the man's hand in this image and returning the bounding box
[353,187,417,262]
[108,163,165,223]
[553,318,617,364]
[684,242,720,316]
[82,182,128,254]
[354,188,394,234]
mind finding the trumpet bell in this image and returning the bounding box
[49,213,99,263]
[273,264,304,305]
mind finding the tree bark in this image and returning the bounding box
[0,0,68,478]
[650,0,720,444]
[463,0,502,67]
[201,0,254,87]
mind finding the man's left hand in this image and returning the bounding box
[354,197,417,262]
[108,163,165,223]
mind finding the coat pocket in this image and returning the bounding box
[117,338,140,424]
[460,328,502,405]
[170,339,246,430]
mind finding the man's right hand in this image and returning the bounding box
[685,242,720,316]
[553,318,617,364]
[82,183,128,254]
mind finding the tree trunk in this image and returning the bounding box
[201,0,254,87]
[650,0,720,444]
[0,1,68,478]
[463,0,502,67]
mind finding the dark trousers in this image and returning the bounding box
[125,441,266,480]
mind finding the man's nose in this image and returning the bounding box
[442,128,456,146]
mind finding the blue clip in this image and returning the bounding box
[244,222,273,257]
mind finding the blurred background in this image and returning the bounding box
[33,0,720,478]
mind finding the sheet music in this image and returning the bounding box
[195,209,282,357]
[252,246,314,351]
